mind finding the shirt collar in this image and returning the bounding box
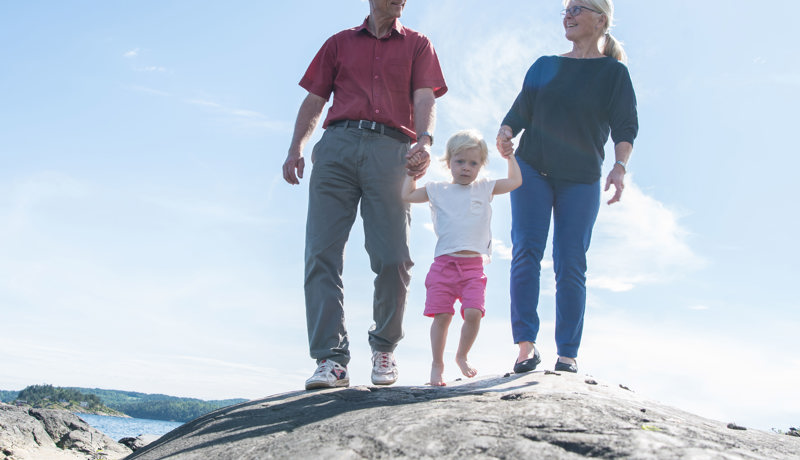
[357,16,406,38]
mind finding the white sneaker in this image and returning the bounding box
[371,351,398,385]
[305,360,349,390]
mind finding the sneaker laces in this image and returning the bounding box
[314,360,334,376]
[373,352,394,371]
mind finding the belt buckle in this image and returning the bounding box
[357,120,378,132]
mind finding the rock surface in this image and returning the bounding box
[127,372,799,459]
[119,435,160,453]
[0,403,131,460]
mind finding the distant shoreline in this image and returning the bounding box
[2,385,248,423]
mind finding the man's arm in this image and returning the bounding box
[406,88,436,180]
[283,92,327,185]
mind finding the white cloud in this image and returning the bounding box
[587,276,636,293]
[416,1,561,139]
[590,176,705,291]
[492,238,512,260]
[123,48,139,58]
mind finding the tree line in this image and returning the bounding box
[68,387,247,422]
[2,384,247,423]
[15,384,105,410]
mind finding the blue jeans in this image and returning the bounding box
[509,160,600,358]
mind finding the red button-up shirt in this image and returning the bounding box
[299,18,447,141]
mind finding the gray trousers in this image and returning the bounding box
[305,125,413,366]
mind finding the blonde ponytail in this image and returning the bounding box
[603,32,627,63]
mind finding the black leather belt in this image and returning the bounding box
[329,119,411,143]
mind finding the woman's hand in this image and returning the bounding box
[604,164,625,204]
[496,125,515,158]
[606,142,633,205]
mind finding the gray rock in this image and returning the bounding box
[126,373,800,459]
[0,403,56,455]
[119,435,159,452]
[0,403,131,460]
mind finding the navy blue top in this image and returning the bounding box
[502,55,638,183]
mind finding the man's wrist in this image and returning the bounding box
[614,160,627,172]
[417,131,433,146]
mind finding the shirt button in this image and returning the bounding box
[374,75,379,79]
[375,109,380,114]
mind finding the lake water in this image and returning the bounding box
[76,413,184,442]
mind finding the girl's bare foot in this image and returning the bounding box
[428,362,446,386]
[455,355,477,378]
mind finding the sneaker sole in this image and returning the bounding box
[371,376,397,386]
[305,379,350,390]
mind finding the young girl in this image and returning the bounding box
[402,129,521,386]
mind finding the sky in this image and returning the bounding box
[1,0,798,433]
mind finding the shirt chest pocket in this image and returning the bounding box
[470,199,486,215]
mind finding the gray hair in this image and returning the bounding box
[564,0,627,63]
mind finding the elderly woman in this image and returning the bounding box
[497,0,638,374]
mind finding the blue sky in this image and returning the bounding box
[1,1,797,432]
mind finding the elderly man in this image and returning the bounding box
[283,0,447,390]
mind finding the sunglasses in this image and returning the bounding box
[561,5,602,17]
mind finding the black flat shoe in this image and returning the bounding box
[554,360,578,373]
[513,348,541,374]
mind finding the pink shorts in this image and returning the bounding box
[424,255,487,319]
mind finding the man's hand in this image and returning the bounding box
[283,152,305,185]
[283,92,325,185]
[406,141,431,180]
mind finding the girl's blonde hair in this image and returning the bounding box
[563,0,627,63]
[443,129,489,166]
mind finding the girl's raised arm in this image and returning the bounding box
[401,174,430,203]
[493,153,522,195]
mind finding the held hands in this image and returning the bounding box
[284,140,431,183]
[496,125,515,158]
[406,139,431,180]
[282,151,305,185]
